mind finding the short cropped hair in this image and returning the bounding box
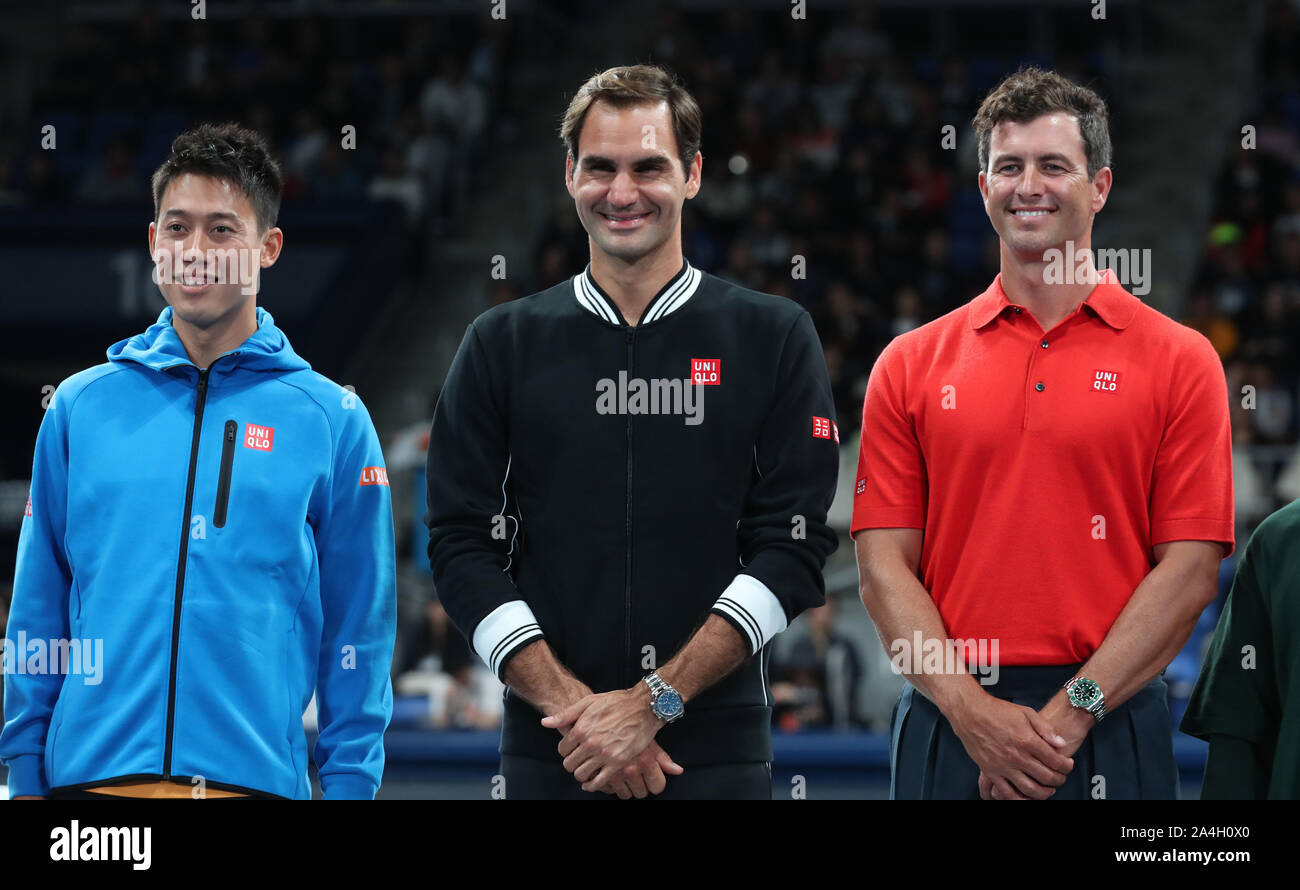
[151,122,284,233]
[559,64,702,177]
[973,66,1112,178]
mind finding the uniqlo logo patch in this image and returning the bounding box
[813,416,832,439]
[244,423,274,451]
[690,358,721,385]
[1091,369,1122,393]
[24,494,32,517]
[856,477,867,495]
[360,466,390,487]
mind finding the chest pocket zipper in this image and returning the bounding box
[213,420,237,528]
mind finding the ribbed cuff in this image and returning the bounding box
[472,600,545,680]
[710,573,788,655]
[320,774,378,800]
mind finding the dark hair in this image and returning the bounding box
[972,66,1112,179]
[150,122,284,233]
[559,64,702,177]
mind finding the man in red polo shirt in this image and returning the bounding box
[853,67,1234,800]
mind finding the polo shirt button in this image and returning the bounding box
[1041,340,1049,348]
[1035,382,1045,391]
[1013,307,1022,313]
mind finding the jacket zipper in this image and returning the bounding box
[213,420,237,528]
[163,366,212,780]
[624,328,635,686]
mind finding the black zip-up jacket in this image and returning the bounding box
[425,260,839,766]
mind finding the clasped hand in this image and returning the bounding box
[542,686,684,799]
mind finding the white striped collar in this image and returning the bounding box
[572,260,702,326]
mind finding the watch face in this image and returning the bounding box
[1070,678,1100,707]
[655,689,683,718]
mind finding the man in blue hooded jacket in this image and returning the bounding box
[0,122,396,799]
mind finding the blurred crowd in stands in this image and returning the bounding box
[1193,0,1300,532]
[0,8,511,227]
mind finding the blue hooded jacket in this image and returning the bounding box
[1,306,395,799]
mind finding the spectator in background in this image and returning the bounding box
[368,146,425,223]
[810,54,858,134]
[1226,362,1277,536]
[815,278,877,432]
[890,285,922,337]
[820,4,888,80]
[744,49,801,129]
[1231,189,1271,271]
[1273,183,1300,250]
[1185,287,1240,360]
[395,598,503,731]
[312,141,365,202]
[741,203,791,268]
[1238,284,1299,381]
[771,598,864,731]
[76,135,142,204]
[419,57,486,217]
[1238,364,1295,445]
[1205,223,1258,318]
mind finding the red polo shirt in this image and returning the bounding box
[851,272,1235,665]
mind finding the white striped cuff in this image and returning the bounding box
[711,574,788,655]
[472,600,544,679]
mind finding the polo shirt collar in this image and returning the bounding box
[968,270,1139,331]
[572,259,702,326]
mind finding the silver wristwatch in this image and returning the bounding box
[643,671,685,723]
[1064,676,1107,722]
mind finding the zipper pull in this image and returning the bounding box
[225,422,236,443]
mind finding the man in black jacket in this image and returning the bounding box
[425,64,838,800]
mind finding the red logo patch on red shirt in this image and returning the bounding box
[856,477,867,495]
[360,466,390,487]
[1091,369,1122,393]
[813,416,832,439]
[244,424,274,451]
[690,358,721,386]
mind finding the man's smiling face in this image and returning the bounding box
[565,99,700,264]
[148,172,276,330]
[979,113,1110,262]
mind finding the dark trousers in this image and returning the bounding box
[890,664,1178,800]
[500,755,772,800]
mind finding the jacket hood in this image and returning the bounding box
[107,306,312,375]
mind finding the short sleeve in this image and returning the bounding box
[850,342,926,534]
[1149,336,1235,555]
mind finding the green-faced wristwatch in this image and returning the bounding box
[1064,676,1106,722]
